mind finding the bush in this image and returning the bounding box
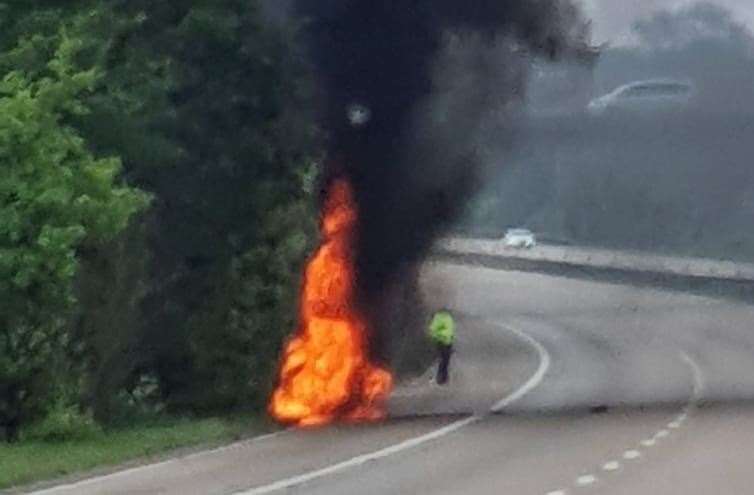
[0,28,149,440]
[0,2,318,435]
[102,374,166,427]
[23,401,101,443]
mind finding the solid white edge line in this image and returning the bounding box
[679,351,704,403]
[28,430,289,494]
[234,323,551,495]
[235,416,480,495]
[491,323,551,413]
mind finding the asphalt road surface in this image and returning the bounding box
[24,262,754,495]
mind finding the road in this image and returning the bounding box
[25,262,754,495]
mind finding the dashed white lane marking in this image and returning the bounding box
[235,323,551,495]
[546,490,567,495]
[576,474,597,486]
[29,429,290,494]
[554,351,705,494]
[623,449,641,460]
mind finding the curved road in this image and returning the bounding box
[25,262,754,495]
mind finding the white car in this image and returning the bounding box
[503,228,536,248]
[587,79,694,115]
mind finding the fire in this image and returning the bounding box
[269,179,393,427]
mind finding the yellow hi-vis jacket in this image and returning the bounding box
[428,311,455,346]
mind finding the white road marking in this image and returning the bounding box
[491,324,551,412]
[581,351,703,492]
[576,474,597,486]
[234,323,551,495]
[236,416,480,495]
[547,351,704,495]
[623,450,641,460]
[680,351,705,403]
[28,429,289,494]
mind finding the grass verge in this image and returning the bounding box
[0,415,273,491]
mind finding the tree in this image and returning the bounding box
[0,34,149,440]
[0,1,319,427]
[103,1,319,412]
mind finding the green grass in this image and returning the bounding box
[0,415,273,490]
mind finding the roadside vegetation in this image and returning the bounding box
[0,414,272,490]
[0,1,317,487]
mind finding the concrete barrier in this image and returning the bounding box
[435,237,754,285]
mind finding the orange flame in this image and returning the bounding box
[269,179,393,427]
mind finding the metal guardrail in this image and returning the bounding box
[436,237,754,283]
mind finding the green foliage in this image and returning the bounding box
[72,220,154,424]
[103,1,319,413]
[23,399,101,442]
[0,30,149,439]
[185,197,316,411]
[1,414,269,489]
[0,0,319,442]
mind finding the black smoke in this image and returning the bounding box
[292,1,589,359]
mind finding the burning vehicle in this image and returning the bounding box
[269,180,392,426]
[269,0,593,427]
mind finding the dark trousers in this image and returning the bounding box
[436,343,453,385]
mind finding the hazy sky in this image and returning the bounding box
[581,0,754,44]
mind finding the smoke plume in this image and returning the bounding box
[293,1,590,359]
[477,3,754,262]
